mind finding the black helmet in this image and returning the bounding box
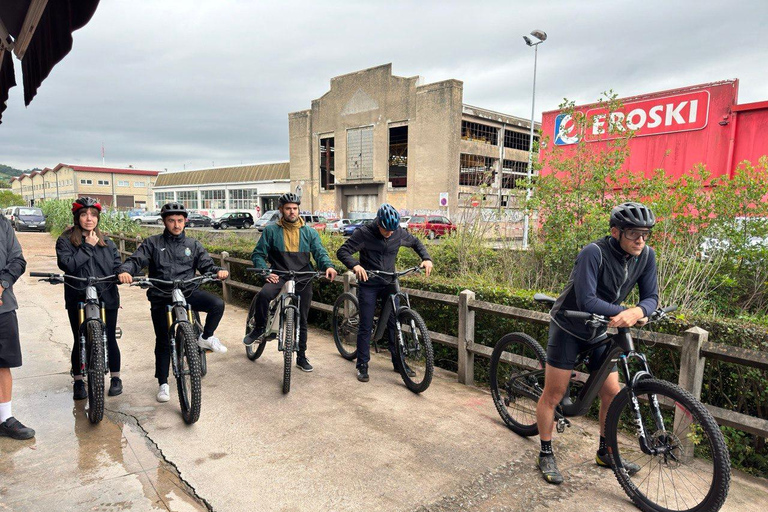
[160,202,188,218]
[376,203,400,231]
[278,193,301,207]
[610,202,656,229]
[72,197,102,217]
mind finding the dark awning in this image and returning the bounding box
[0,0,100,125]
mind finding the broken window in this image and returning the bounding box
[462,121,498,145]
[320,137,335,190]
[502,159,536,189]
[504,130,539,151]
[388,126,407,188]
[347,127,373,179]
[460,154,496,186]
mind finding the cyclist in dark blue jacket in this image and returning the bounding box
[337,204,432,383]
[536,202,659,485]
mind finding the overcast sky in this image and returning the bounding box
[2,0,767,172]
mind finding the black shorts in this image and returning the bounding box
[0,311,22,368]
[546,320,615,373]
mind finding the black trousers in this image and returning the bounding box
[67,307,120,375]
[150,290,225,385]
[355,282,399,369]
[252,279,312,355]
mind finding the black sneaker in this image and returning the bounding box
[357,365,369,382]
[108,377,123,396]
[0,417,35,440]
[394,362,416,378]
[537,454,564,485]
[243,326,264,346]
[296,357,313,372]
[73,380,87,400]
[596,449,641,476]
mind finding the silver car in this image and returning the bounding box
[134,211,163,225]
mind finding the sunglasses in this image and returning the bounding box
[622,228,652,241]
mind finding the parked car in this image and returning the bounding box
[212,211,254,230]
[326,218,352,234]
[407,215,456,239]
[8,206,46,232]
[399,216,411,230]
[185,212,212,228]
[125,209,145,218]
[134,211,163,225]
[255,210,280,232]
[300,214,327,232]
[4,206,24,221]
[342,218,376,236]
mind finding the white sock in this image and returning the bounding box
[0,401,11,423]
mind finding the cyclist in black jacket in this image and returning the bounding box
[536,202,659,485]
[337,204,433,382]
[117,202,229,403]
[56,197,124,399]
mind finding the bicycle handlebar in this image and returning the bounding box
[368,266,422,278]
[563,304,677,325]
[130,273,220,289]
[245,268,325,280]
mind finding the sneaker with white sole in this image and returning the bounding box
[198,334,227,353]
[156,383,170,403]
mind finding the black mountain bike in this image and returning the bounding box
[132,273,220,424]
[332,267,434,393]
[31,272,122,424]
[243,268,323,394]
[489,294,730,512]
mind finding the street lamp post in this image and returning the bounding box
[522,29,546,250]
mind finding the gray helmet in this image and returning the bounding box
[278,193,301,207]
[610,202,656,229]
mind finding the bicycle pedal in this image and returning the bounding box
[556,418,570,434]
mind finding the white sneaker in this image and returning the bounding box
[198,334,227,353]
[156,383,170,403]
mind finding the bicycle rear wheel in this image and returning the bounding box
[245,303,267,361]
[332,292,359,360]
[397,308,433,393]
[175,322,202,424]
[282,308,295,394]
[489,332,546,436]
[605,378,730,512]
[86,321,105,424]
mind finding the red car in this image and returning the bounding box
[407,215,456,239]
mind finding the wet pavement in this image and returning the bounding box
[1,232,766,512]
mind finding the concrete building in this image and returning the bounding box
[151,162,290,219]
[9,163,159,208]
[288,64,540,219]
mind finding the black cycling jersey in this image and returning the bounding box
[337,222,431,278]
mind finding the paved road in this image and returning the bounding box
[1,232,766,511]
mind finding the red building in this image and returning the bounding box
[539,80,768,180]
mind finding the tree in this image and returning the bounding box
[0,190,24,208]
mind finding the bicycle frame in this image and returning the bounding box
[165,287,197,379]
[77,282,109,376]
[264,278,301,353]
[367,269,419,355]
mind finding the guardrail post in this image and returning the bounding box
[220,251,232,303]
[118,236,126,262]
[458,289,476,385]
[675,326,708,459]
[342,271,355,293]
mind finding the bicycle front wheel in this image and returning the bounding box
[175,322,202,424]
[194,312,207,378]
[282,307,295,394]
[489,332,546,436]
[397,308,433,393]
[86,321,105,424]
[332,292,359,360]
[605,378,730,512]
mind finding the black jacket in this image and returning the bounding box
[56,231,122,310]
[117,230,222,304]
[337,223,431,283]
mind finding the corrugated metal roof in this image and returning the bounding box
[155,162,290,187]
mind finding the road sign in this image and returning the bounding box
[439,192,448,207]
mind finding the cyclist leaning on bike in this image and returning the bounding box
[117,202,229,403]
[56,197,124,399]
[248,193,337,373]
[536,202,659,485]
[337,204,432,383]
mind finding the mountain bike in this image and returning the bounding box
[30,272,121,424]
[489,294,730,512]
[331,267,434,393]
[243,268,323,394]
[132,273,220,424]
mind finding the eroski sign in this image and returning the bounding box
[554,90,710,146]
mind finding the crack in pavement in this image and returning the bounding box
[105,407,214,512]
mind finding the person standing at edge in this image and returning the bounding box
[56,197,124,399]
[0,214,34,440]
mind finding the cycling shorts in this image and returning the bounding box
[546,320,616,373]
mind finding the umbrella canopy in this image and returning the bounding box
[0,0,100,124]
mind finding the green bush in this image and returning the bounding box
[41,199,140,238]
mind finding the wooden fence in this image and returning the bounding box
[113,233,768,439]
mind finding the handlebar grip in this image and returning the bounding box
[661,305,678,314]
[563,310,593,320]
[245,268,267,273]
[30,272,55,278]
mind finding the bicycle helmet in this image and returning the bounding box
[610,202,656,229]
[377,204,400,231]
[72,197,102,217]
[160,202,188,218]
[278,193,301,207]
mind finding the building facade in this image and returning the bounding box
[151,162,291,220]
[289,64,540,220]
[10,164,159,208]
